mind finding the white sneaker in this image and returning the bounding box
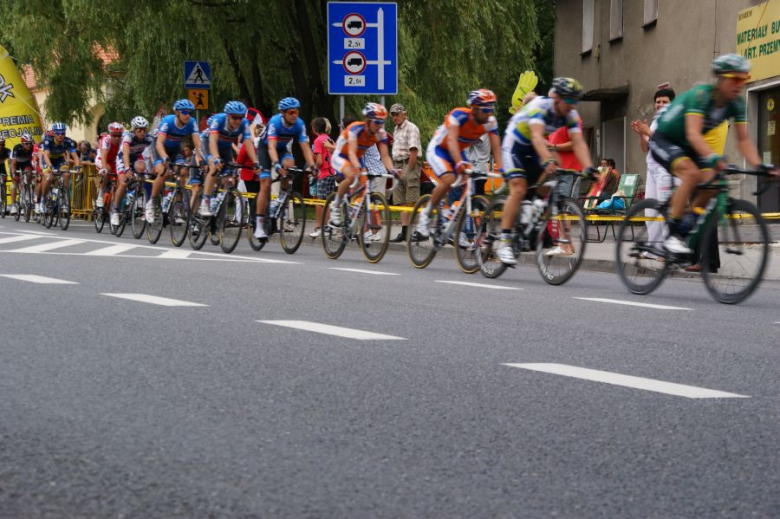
[329,203,342,226]
[253,224,268,240]
[199,201,212,217]
[545,246,573,256]
[145,201,155,223]
[664,235,692,255]
[458,232,471,248]
[309,228,321,238]
[96,195,104,208]
[415,211,431,237]
[497,242,517,265]
[36,202,44,214]
[110,212,120,226]
[284,221,295,232]
[9,204,18,215]
[363,231,382,243]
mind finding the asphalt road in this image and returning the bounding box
[1,217,778,518]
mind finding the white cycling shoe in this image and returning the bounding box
[110,212,120,226]
[328,204,342,227]
[253,225,268,240]
[496,243,517,265]
[144,201,155,223]
[664,235,692,255]
[415,211,431,238]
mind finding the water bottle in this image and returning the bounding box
[125,190,135,208]
[161,190,173,213]
[52,187,58,197]
[447,201,461,221]
[533,199,547,219]
[269,199,280,218]
[215,191,226,211]
[520,201,533,225]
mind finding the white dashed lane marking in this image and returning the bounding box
[435,280,521,290]
[573,297,692,311]
[101,293,208,307]
[10,239,87,253]
[0,235,42,245]
[329,268,399,276]
[258,320,406,340]
[84,244,138,256]
[503,363,749,399]
[0,274,78,284]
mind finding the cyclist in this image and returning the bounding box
[254,97,315,240]
[649,54,779,255]
[9,135,35,215]
[95,122,125,209]
[495,78,595,264]
[198,101,259,217]
[146,99,202,223]
[0,136,10,213]
[415,89,504,237]
[39,122,80,214]
[328,103,396,227]
[111,116,153,226]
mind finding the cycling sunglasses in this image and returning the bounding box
[284,110,299,116]
[563,98,580,105]
[228,114,244,120]
[178,109,193,116]
[370,119,385,125]
[53,131,66,136]
[478,106,495,114]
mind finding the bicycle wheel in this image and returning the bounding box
[701,199,769,304]
[147,199,164,244]
[208,197,221,247]
[406,194,439,268]
[169,190,188,247]
[477,196,510,279]
[43,195,56,229]
[131,189,147,239]
[321,192,348,259]
[454,195,489,274]
[535,197,586,285]
[187,209,209,250]
[13,187,21,221]
[219,190,244,254]
[22,187,32,223]
[357,192,390,263]
[615,198,669,295]
[279,191,306,254]
[58,189,70,231]
[0,184,6,218]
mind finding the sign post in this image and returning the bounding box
[184,61,211,123]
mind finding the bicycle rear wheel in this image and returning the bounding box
[0,184,6,218]
[57,189,70,231]
[187,210,209,250]
[614,198,669,295]
[13,188,21,221]
[169,190,189,247]
[321,193,348,259]
[406,194,438,269]
[131,189,147,239]
[219,190,244,254]
[23,188,32,223]
[454,195,489,274]
[477,196,510,279]
[701,199,769,304]
[535,197,586,285]
[147,199,164,244]
[280,191,306,254]
[358,192,390,263]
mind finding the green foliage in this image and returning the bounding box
[0,0,548,143]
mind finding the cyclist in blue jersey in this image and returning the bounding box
[145,99,202,222]
[198,101,260,217]
[39,122,80,214]
[253,97,315,239]
[111,116,153,226]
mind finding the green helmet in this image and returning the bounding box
[551,77,584,99]
[711,54,751,76]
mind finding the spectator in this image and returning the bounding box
[309,117,336,238]
[584,158,620,208]
[78,140,96,164]
[631,87,675,260]
[548,116,584,198]
[466,133,491,195]
[362,143,386,242]
[388,103,422,242]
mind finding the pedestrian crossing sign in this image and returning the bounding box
[184,61,211,89]
[188,89,209,110]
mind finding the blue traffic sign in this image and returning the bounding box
[327,2,397,95]
[184,61,211,90]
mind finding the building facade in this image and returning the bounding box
[554,0,780,212]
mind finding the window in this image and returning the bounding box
[582,0,594,54]
[643,0,659,27]
[610,0,623,42]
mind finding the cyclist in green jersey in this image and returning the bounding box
[649,54,778,254]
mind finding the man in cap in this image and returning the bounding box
[388,103,422,242]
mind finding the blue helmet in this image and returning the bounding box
[224,100,247,116]
[173,99,195,111]
[278,97,301,112]
[51,122,67,132]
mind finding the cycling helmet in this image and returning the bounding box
[21,135,33,143]
[131,116,149,130]
[466,89,497,107]
[108,122,124,136]
[51,122,67,133]
[551,78,584,100]
[278,97,301,112]
[711,54,751,76]
[173,99,195,111]
[224,100,248,116]
[362,102,388,120]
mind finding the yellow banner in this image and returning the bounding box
[736,0,780,82]
[0,44,43,146]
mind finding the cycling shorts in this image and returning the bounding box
[501,141,543,185]
[152,145,183,167]
[331,153,364,180]
[46,157,67,173]
[425,139,467,182]
[649,131,710,174]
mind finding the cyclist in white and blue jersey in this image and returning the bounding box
[253,97,315,239]
[145,99,202,222]
[198,101,259,216]
[111,116,153,225]
[39,122,80,214]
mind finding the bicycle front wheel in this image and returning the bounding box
[536,197,586,285]
[219,190,245,254]
[147,199,164,244]
[406,194,438,269]
[131,189,147,239]
[169,190,189,247]
[0,184,6,218]
[477,196,510,279]
[614,198,669,295]
[358,192,390,263]
[321,193,348,259]
[23,188,32,223]
[454,195,489,274]
[280,192,306,254]
[701,199,769,304]
[13,188,21,222]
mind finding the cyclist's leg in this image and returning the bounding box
[10,173,19,213]
[423,146,457,213]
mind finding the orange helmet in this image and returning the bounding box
[467,89,497,107]
[362,102,388,120]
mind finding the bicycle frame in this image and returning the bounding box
[341,170,396,238]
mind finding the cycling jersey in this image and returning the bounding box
[503,96,581,147]
[208,113,251,148]
[95,134,121,170]
[426,107,498,179]
[42,135,77,160]
[12,143,35,166]
[157,114,199,148]
[655,84,746,147]
[116,131,153,173]
[263,113,308,152]
[331,122,388,176]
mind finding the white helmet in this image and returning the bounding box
[131,116,149,130]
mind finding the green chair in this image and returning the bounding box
[583,173,641,243]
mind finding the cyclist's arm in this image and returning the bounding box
[734,123,763,168]
[378,141,394,172]
[347,135,361,170]
[155,132,168,161]
[244,138,258,165]
[267,138,280,165]
[446,124,462,166]
[191,133,202,166]
[299,141,315,167]
[70,150,80,168]
[122,141,132,171]
[208,131,219,161]
[684,114,716,162]
[10,157,17,173]
[100,145,109,171]
[44,150,53,169]
[529,123,553,164]
[570,132,593,170]
[488,132,502,172]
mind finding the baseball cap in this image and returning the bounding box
[390,103,406,114]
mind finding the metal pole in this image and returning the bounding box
[339,96,345,127]
[380,96,385,106]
